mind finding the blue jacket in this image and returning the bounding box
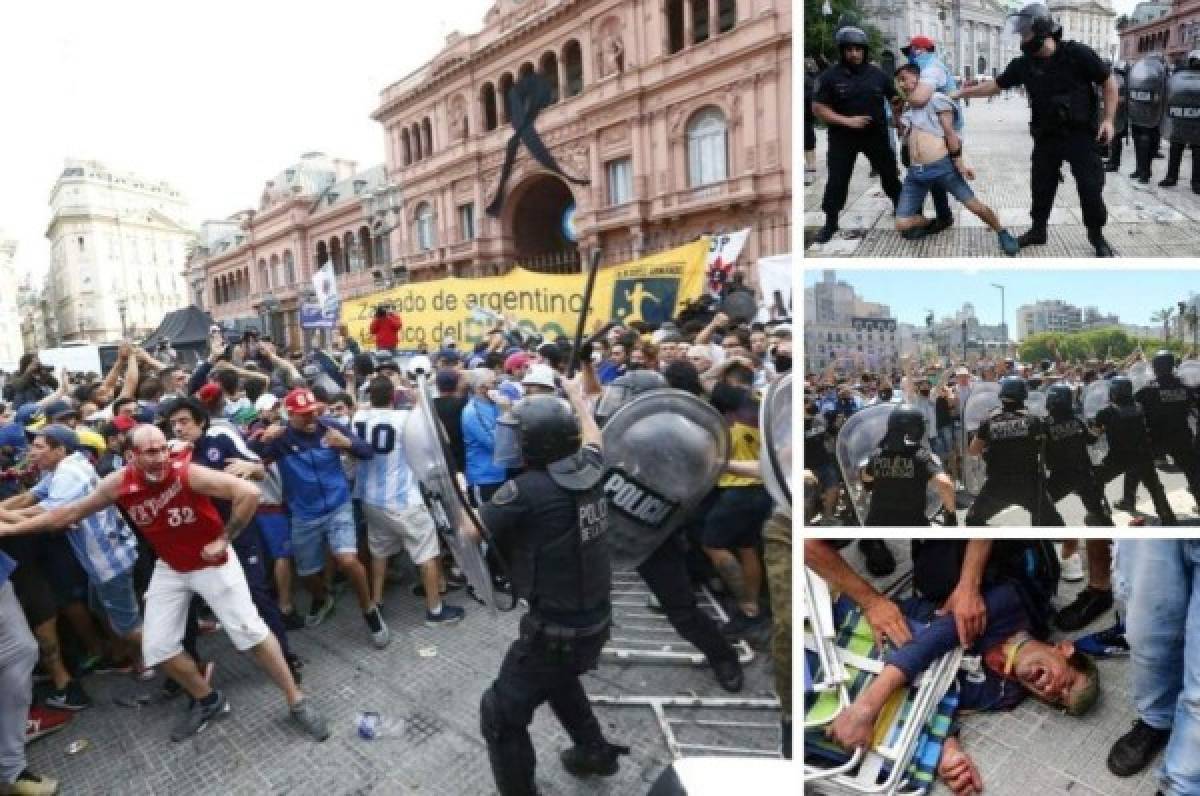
[461,396,506,486]
[251,416,373,521]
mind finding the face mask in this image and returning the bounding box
[1021,35,1046,55]
[774,354,792,373]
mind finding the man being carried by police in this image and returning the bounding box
[1158,50,1200,192]
[1091,375,1178,526]
[952,2,1118,258]
[894,35,959,238]
[964,376,1065,526]
[473,377,629,795]
[1042,384,1114,526]
[892,63,1020,255]
[811,26,903,245]
[859,406,958,526]
[1124,350,1200,516]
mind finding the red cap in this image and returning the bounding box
[504,351,532,374]
[111,415,137,433]
[195,382,223,406]
[905,35,936,52]
[284,388,321,414]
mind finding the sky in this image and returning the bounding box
[0,0,493,281]
[804,268,1200,330]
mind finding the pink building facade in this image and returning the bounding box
[1119,1,1200,65]
[372,0,792,276]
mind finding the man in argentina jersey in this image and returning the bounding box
[353,377,465,627]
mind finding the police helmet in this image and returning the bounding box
[1152,349,1176,376]
[499,395,582,467]
[406,354,433,379]
[886,405,926,445]
[1005,3,1061,38]
[595,370,668,427]
[1045,384,1075,417]
[835,26,869,48]
[999,376,1029,405]
[1109,376,1134,405]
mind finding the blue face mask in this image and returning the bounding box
[911,50,934,70]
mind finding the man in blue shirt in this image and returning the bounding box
[461,369,507,506]
[251,388,385,648]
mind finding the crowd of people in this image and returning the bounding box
[0,296,793,795]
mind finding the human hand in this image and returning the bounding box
[260,424,286,443]
[224,459,259,479]
[938,737,983,796]
[827,702,878,750]
[938,584,987,646]
[200,536,228,564]
[1096,119,1114,145]
[323,427,352,450]
[844,115,872,129]
[862,594,912,650]
[958,162,976,180]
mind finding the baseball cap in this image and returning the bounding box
[14,404,42,426]
[255,393,280,413]
[284,388,321,414]
[196,382,223,406]
[901,35,936,55]
[31,424,79,452]
[436,348,461,365]
[42,399,78,420]
[0,423,27,450]
[504,351,532,374]
[435,369,459,393]
[522,363,558,389]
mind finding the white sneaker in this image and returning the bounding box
[1060,552,1085,583]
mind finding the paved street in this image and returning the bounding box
[808,542,1155,796]
[23,569,782,795]
[803,94,1200,258]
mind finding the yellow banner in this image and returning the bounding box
[343,238,710,350]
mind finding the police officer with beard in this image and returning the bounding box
[812,26,903,244]
[1158,50,1200,192]
[1093,376,1177,525]
[953,2,1118,257]
[1043,384,1113,526]
[474,382,629,795]
[860,407,957,526]
[965,376,1065,525]
[1125,350,1200,513]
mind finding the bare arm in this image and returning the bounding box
[804,540,912,647]
[0,493,38,511]
[953,80,1001,100]
[563,377,602,451]
[724,459,761,478]
[185,464,259,540]
[118,351,139,400]
[968,436,986,456]
[932,472,956,515]
[1101,74,1118,126]
[940,539,993,646]
[102,344,129,393]
[0,472,122,538]
[695,313,729,346]
[907,81,934,108]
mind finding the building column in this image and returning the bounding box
[710,0,719,36]
[683,0,694,45]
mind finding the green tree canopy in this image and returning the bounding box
[1017,327,1185,363]
[804,0,885,67]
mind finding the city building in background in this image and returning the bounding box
[1050,0,1117,59]
[44,159,192,344]
[1016,298,1131,339]
[0,235,23,370]
[1118,0,1199,63]
[804,270,901,373]
[858,0,1017,80]
[370,0,791,278]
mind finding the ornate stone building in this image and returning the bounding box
[860,0,1017,79]
[371,0,791,276]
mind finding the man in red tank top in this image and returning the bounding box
[0,425,330,743]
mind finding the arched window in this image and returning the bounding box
[563,40,583,97]
[498,73,515,122]
[401,129,412,166]
[540,52,560,103]
[412,123,423,160]
[359,226,373,270]
[481,82,498,131]
[686,106,728,186]
[518,61,535,81]
[213,277,221,305]
[316,240,329,270]
[330,237,344,275]
[283,250,296,285]
[422,117,433,156]
[258,258,270,291]
[344,230,358,271]
[373,222,391,265]
[415,203,436,251]
[269,254,281,288]
[667,0,685,53]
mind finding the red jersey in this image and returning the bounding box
[114,455,227,572]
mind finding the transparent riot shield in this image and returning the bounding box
[962,383,1002,496]
[1082,380,1112,465]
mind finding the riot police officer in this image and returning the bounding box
[1127,54,1166,183]
[860,406,957,526]
[1093,376,1177,525]
[1159,50,1200,191]
[475,384,629,795]
[964,376,1065,526]
[593,370,745,693]
[1104,60,1128,172]
[953,3,1118,257]
[811,26,903,244]
[1043,384,1113,526]
[1126,350,1200,512]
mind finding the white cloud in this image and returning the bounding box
[0,0,492,281]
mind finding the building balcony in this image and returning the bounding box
[652,174,758,219]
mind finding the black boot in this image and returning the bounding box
[1088,230,1114,257]
[1018,226,1048,247]
[1054,587,1114,632]
[858,539,896,577]
[814,222,838,245]
[712,658,745,693]
[1107,720,1171,777]
[560,741,631,779]
[781,718,793,760]
[1104,160,1120,172]
[1159,175,1178,187]
[924,216,953,235]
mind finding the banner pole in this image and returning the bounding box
[567,249,602,379]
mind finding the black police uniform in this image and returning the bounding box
[1160,63,1200,189]
[995,40,1110,234]
[478,443,625,795]
[814,61,903,222]
[1043,413,1113,525]
[1093,402,1177,524]
[863,444,941,526]
[965,406,1064,525]
[1130,376,1200,503]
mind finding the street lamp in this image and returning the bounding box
[260,296,281,343]
[991,283,1006,352]
[961,319,968,363]
[116,297,128,340]
[361,183,405,289]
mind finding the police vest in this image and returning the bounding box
[1044,415,1091,471]
[1140,378,1194,438]
[1099,404,1151,459]
[1027,42,1100,136]
[981,409,1040,477]
[865,446,933,521]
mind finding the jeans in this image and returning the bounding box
[897,156,975,218]
[1117,540,1200,796]
[0,582,38,784]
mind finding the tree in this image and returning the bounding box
[804,0,886,67]
[1151,306,1176,341]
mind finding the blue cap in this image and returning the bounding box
[13,404,42,426]
[31,424,78,452]
[436,348,460,364]
[0,423,27,450]
[42,399,77,420]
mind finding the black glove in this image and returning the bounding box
[943,510,958,527]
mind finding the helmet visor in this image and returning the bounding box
[595,384,633,427]
[1004,12,1033,36]
[493,413,523,469]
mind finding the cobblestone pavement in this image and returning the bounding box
[806,541,1157,796]
[25,568,784,795]
[802,94,1200,258]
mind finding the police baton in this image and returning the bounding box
[567,248,603,379]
